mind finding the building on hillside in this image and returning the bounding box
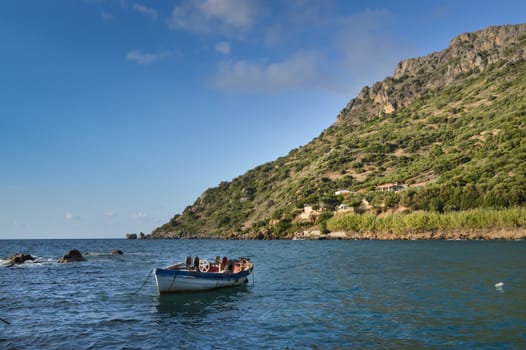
[375,183,408,192]
[335,190,352,196]
[337,204,352,211]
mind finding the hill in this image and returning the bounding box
[151,24,526,239]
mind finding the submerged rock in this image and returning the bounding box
[6,253,35,265]
[57,249,86,263]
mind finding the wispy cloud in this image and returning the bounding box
[262,1,334,47]
[131,211,151,222]
[208,7,412,95]
[65,212,80,221]
[209,51,328,92]
[126,50,175,64]
[215,41,231,55]
[133,3,158,20]
[337,9,413,86]
[168,0,259,34]
[104,211,117,218]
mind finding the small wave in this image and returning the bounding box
[1,257,56,268]
[28,258,55,266]
[85,252,114,257]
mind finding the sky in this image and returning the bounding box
[1,1,524,239]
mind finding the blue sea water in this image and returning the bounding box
[1,239,525,349]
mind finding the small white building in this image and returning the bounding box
[335,190,351,196]
[376,183,407,192]
[337,204,352,211]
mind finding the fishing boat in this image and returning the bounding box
[154,256,253,293]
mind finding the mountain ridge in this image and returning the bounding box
[151,23,526,239]
[337,24,526,125]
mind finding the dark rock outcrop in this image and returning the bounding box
[57,249,86,263]
[5,253,35,265]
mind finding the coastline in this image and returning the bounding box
[148,227,526,240]
[292,228,526,240]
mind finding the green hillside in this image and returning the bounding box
[152,24,526,239]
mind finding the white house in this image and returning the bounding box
[335,190,351,196]
[375,183,408,192]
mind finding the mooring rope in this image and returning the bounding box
[132,268,154,295]
[168,274,177,291]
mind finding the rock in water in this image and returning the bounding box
[57,249,86,263]
[6,253,35,265]
[111,250,124,255]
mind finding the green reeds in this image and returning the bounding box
[326,207,526,235]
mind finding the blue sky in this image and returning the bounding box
[1,1,524,239]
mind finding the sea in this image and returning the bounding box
[0,239,525,349]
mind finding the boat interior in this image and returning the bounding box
[166,256,252,273]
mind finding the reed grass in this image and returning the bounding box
[326,207,526,235]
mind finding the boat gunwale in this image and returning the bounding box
[154,265,253,281]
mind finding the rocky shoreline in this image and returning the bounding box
[291,228,526,240]
[149,228,526,240]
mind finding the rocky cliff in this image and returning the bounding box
[337,24,526,124]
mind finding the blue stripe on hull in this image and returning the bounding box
[154,267,253,293]
[155,267,252,281]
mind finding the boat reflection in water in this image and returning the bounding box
[155,285,250,318]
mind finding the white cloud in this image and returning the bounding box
[104,211,117,218]
[133,3,158,20]
[126,50,174,64]
[202,6,412,95]
[209,51,329,92]
[215,41,231,55]
[132,212,151,222]
[168,0,258,34]
[65,212,80,221]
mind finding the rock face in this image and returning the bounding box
[6,253,35,265]
[337,24,526,124]
[57,249,86,263]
